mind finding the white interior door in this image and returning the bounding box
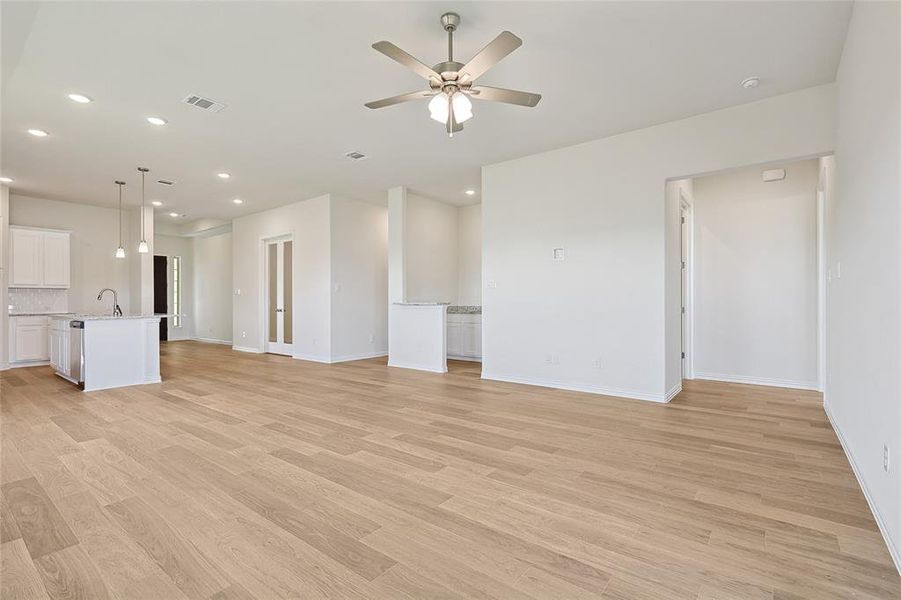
[680,205,691,378]
[266,239,293,355]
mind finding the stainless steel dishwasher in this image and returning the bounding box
[69,320,85,383]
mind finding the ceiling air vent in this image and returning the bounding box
[345,151,367,160]
[157,179,175,186]
[182,94,227,113]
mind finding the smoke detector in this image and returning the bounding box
[182,94,227,113]
[741,76,760,89]
[345,151,367,160]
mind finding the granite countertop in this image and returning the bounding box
[49,313,178,321]
[447,305,482,314]
[392,302,451,306]
[9,312,74,317]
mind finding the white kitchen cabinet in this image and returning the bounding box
[10,316,50,363]
[10,228,44,286]
[42,231,71,287]
[447,319,462,357]
[462,322,481,358]
[9,226,70,288]
[49,321,70,376]
[447,314,481,361]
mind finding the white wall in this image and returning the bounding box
[482,84,834,402]
[233,194,331,358]
[405,193,458,303]
[692,160,819,389]
[9,194,134,313]
[825,1,900,571]
[664,178,692,396]
[457,204,482,306]
[330,196,388,360]
[193,232,233,344]
[154,234,194,340]
[232,194,387,362]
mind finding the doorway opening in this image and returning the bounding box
[263,236,293,356]
[668,156,831,394]
[153,255,168,341]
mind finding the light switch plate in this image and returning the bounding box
[553,248,565,261]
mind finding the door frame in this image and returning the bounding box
[260,233,294,355]
[680,194,694,380]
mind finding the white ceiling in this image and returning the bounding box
[1,1,850,220]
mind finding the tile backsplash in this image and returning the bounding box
[8,288,69,314]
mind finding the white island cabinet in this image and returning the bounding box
[50,314,167,392]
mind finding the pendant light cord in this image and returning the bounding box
[118,183,123,246]
[140,169,145,241]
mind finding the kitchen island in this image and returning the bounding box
[50,314,168,391]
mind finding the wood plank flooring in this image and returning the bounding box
[1,340,899,599]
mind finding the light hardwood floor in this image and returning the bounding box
[1,341,899,599]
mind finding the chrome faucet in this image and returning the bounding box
[97,288,123,317]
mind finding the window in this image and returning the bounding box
[172,256,182,328]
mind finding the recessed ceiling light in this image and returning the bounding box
[28,128,49,137]
[0,177,12,183]
[740,76,760,89]
[146,116,167,126]
[169,212,179,217]
[151,200,163,207]
[464,189,476,196]
[67,93,92,103]
[217,172,231,179]
[232,198,243,204]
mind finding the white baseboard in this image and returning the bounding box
[292,354,332,364]
[447,354,482,363]
[387,360,447,374]
[824,401,901,575]
[232,345,262,354]
[193,337,232,346]
[693,371,819,391]
[665,383,682,402]
[330,351,388,363]
[480,371,668,403]
[6,361,50,370]
[293,351,387,364]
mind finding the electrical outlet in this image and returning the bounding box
[884,444,891,473]
[487,280,497,289]
[592,358,602,369]
[369,334,375,344]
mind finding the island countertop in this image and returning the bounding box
[50,313,177,321]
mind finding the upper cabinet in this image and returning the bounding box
[10,226,70,288]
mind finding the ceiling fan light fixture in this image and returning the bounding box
[428,93,449,123]
[452,93,473,123]
[428,91,472,125]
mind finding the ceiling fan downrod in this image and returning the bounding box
[441,12,460,62]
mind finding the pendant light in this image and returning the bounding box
[114,180,126,258]
[137,166,149,253]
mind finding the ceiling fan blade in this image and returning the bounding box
[372,41,441,82]
[468,85,541,107]
[365,90,435,109]
[458,31,522,82]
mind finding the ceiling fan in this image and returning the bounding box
[364,12,541,137]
